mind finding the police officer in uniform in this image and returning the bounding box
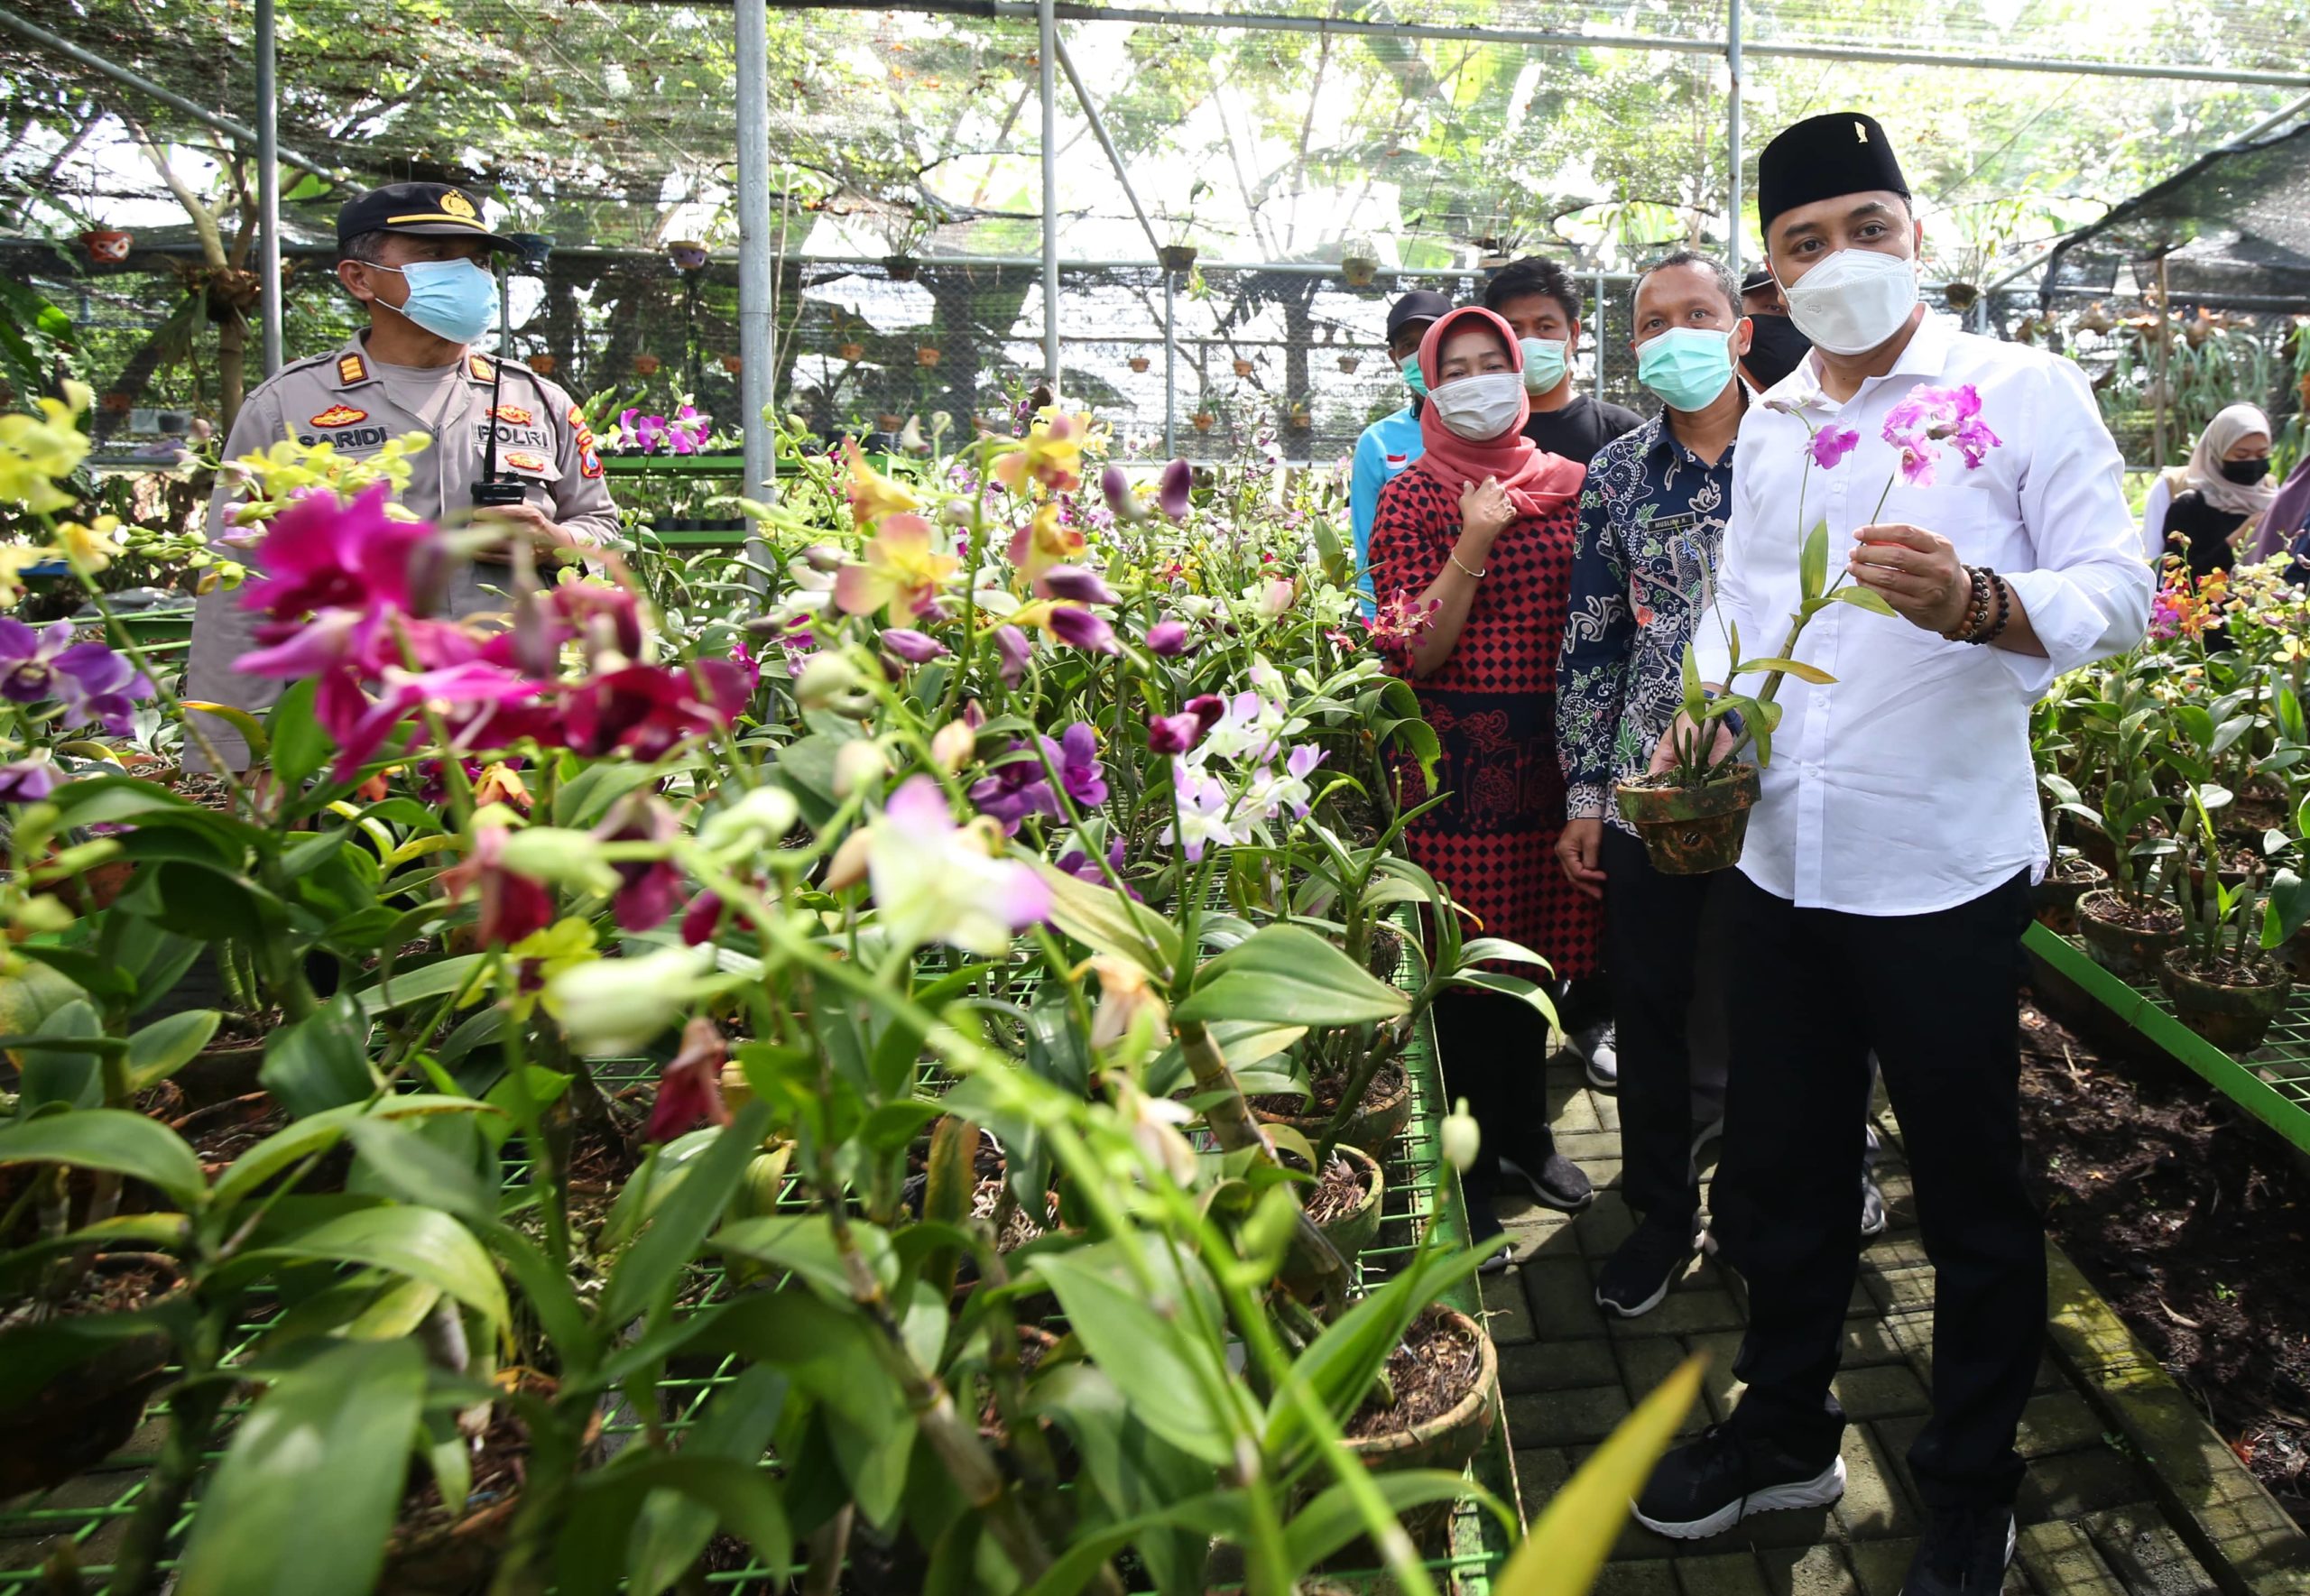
[187,181,619,769]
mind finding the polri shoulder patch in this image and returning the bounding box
[310,404,368,429]
[337,352,370,384]
[467,354,495,383]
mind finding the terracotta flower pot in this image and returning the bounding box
[1341,255,1379,288]
[2274,922,2310,983]
[2159,950,2292,1052]
[916,346,941,367]
[1311,1144,1384,1265]
[1192,411,1215,432]
[1254,1063,1412,1158]
[1233,358,1255,378]
[2076,889,2184,981]
[1129,355,1151,373]
[2030,856,2108,936]
[1614,764,1760,876]
[633,354,661,377]
[882,254,920,282]
[529,354,558,376]
[837,342,866,363]
[1158,244,1197,273]
[81,228,133,265]
[1337,355,1362,374]
[720,354,744,374]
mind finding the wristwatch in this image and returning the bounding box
[1703,688,1744,742]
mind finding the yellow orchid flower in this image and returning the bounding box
[0,395,91,514]
[506,916,598,1020]
[1006,500,1085,590]
[831,512,960,623]
[842,438,923,527]
[991,408,1096,496]
[0,546,48,611]
[56,514,124,575]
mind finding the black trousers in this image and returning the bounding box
[1602,825,1721,1222]
[1713,868,2042,1509]
[1432,988,1558,1199]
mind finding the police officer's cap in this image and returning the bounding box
[337,182,516,254]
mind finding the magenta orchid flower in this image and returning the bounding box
[439,825,557,946]
[1145,618,1193,657]
[236,483,432,621]
[993,624,1033,687]
[879,627,950,665]
[1046,604,1122,655]
[1809,428,1861,469]
[0,757,59,803]
[1038,564,1122,606]
[1157,458,1193,520]
[594,792,684,933]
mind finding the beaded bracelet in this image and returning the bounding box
[1942,565,1994,642]
[1975,569,2013,645]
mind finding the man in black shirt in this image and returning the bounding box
[1484,254,1643,466]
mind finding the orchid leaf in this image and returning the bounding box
[1828,585,1898,617]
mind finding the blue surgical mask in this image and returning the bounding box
[1637,326,1739,412]
[371,257,498,345]
[1400,354,1428,399]
[1520,337,1568,394]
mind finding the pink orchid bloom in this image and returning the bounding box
[560,660,748,761]
[594,792,683,933]
[236,483,432,621]
[439,825,556,946]
[865,775,1053,956]
[646,1017,732,1142]
[1809,428,1861,469]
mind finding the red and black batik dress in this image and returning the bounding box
[1367,468,1602,981]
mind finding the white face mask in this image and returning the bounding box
[1428,371,1525,441]
[1780,248,1918,356]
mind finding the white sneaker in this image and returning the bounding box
[1569,1020,1618,1091]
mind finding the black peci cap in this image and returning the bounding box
[337,182,515,254]
[1755,112,1909,236]
[1385,288,1454,339]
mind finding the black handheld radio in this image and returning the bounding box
[471,350,525,509]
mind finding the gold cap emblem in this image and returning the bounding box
[439,189,477,219]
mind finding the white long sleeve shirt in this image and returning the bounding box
[1692,316,2151,916]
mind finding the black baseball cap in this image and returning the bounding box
[1740,264,1776,294]
[1385,289,1454,339]
[337,182,515,253]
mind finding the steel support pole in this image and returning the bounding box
[735,0,776,586]
[1725,0,1742,278]
[1055,37,1164,260]
[1163,267,1178,457]
[254,0,282,375]
[1039,0,1061,392]
[0,9,340,179]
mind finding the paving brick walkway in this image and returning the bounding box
[1484,1057,2227,1596]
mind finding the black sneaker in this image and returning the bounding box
[1499,1149,1594,1213]
[1902,1505,2016,1593]
[1595,1211,1705,1318]
[1632,1423,1845,1540]
[1568,1019,1619,1091]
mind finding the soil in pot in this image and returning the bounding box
[0,1256,180,1496]
[2159,950,2293,1052]
[171,1091,293,1178]
[2017,1001,2310,1528]
[1249,1060,1411,1157]
[1303,1146,1383,1264]
[1614,764,1760,876]
[386,1379,603,1593]
[1337,1305,1497,1546]
[2030,855,2108,936]
[2075,890,2184,981]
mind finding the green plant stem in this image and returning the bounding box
[109,1360,229,1595]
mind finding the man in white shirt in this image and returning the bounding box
[1629,113,2149,1596]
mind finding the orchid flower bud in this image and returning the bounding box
[833,738,889,798]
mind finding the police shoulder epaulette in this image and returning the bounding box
[336,350,370,385]
[467,353,495,383]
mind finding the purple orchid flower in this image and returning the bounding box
[1047,604,1122,656]
[1157,458,1193,520]
[1039,564,1121,606]
[993,624,1033,687]
[0,758,59,803]
[879,628,950,665]
[0,620,154,735]
[970,742,1060,833]
[1056,836,1134,894]
[1057,722,1107,807]
[1145,618,1193,657]
[1101,464,1147,524]
[1809,428,1860,469]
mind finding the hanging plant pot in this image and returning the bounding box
[2029,855,2107,936]
[1158,244,1198,273]
[2159,949,2292,1052]
[1614,764,1760,876]
[1286,405,1311,429]
[1128,355,1151,373]
[666,239,710,272]
[720,354,744,374]
[875,411,904,433]
[1944,281,1982,312]
[529,353,558,376]
[882,254,920,282]
[1233,358,1255,378]
[837,341,866,363]
[80,228,134,265]
[2075,889,2184,981]
[1341,254,1380,288]
[1192,411,1215,432]
[1337,355,1362,374]
[633,354,661,377]
[916,346,941,368]
[100,391,134,416]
